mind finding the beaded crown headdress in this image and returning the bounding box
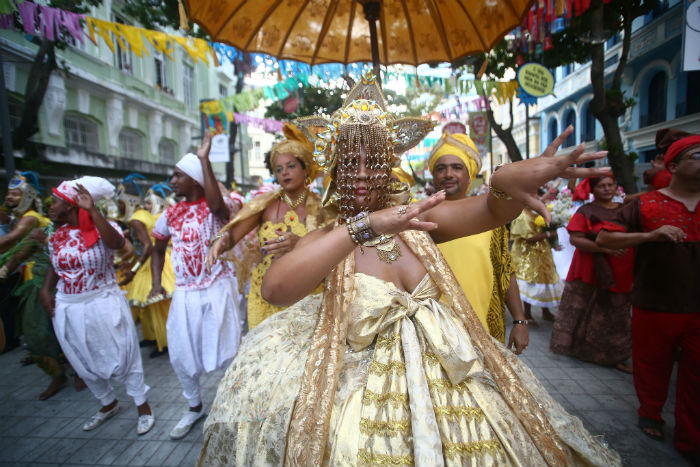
[114,173,146,222]
[8,171,42,215]
[295,72,435,216]
[144,183,172,216]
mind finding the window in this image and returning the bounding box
[113,17,133,74]
[119,129,144,159]
[183,63,195,110]
[253,141,261,162]
[582,103,596,142]
[64,116,99,152]
[548,118,558,145]
[158,139,176,165]
[646,71,666,126]
[155,53,171,92]
[563,110,576,147]
[219,84,228,98]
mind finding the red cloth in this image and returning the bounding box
[640,190,700,240]
[664,135,700,168]
[51,187,100,248]
[565,211,634,293]
[632,307,699,455]
[650,169,671,190]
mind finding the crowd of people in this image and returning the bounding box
[0,74,697,466]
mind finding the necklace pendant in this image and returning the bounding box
[376,237,401,263]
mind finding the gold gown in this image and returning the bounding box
[510,210,563,307]
[200,270,620,467]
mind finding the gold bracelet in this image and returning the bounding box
[346,212,377,245]
[130,261,142,274]
[209,230,230,248]
[488,179,512,200]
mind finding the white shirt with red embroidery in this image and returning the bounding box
[49,221,124,295]
[152,198,234,290]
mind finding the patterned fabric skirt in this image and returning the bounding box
[550,280,632,365]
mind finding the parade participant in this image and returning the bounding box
[40,176,154,434]
[429,132,528,352]
[150,134,242,440]
[550,174,634,372]
[207,123,333,329]
[510,191,563,322]
[642,128,692,191]
[119,184,175,358]
[0,172,48,351]
[199,74,620,467]
[597,135,699,460]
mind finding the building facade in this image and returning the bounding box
[535,1,698,188]
[1,0,235,186]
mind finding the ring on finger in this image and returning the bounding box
[277,236,285,243]
[397,205,408,216]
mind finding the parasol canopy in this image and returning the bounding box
[185,0,535,69]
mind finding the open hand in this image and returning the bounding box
[262,230,300,259]
[491,126,610,224]
[74,183,96,212]
[369,191,445,236]
[197,131,212,160]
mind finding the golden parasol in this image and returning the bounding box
[184,0,535,75]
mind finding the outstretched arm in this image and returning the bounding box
[424,127,609,243]
[262,193,445,306]
[197,132,229,221]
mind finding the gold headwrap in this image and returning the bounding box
[391,166,415,187]
[428,133,482,190]
[269,139,319,181]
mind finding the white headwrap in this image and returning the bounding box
[175,153,204,186]
[54,176,115,202]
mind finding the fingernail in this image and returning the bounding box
[261,248,266,254]
[271,255,275,259]
[263,241,268,245]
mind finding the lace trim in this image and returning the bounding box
[443,439,503,459]
[359,418,411,436]
[427,378,471,392]
[369,360,406,376]
[363,390,409,409]
[376,333,402,349]
[357,449,414,466]
[434,406,485,421]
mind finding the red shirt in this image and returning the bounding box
[565,204,634,293]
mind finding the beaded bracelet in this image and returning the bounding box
[346,211,378,245]
[209,230,231,249]
[512,320,528,325]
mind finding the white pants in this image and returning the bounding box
[53,285,149,406]
[168,276,242,406]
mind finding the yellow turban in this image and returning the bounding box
[391,167,415,187]
[428,133,481,183]
[270,139,319,181]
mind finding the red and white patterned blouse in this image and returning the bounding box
[49,221,123,295]
[152,198,234,290]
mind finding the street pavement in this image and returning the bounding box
[0,309,691,467]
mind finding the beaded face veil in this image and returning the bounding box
[296,72,435,222]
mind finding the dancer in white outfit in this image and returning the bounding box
[150,133,242,440]
[40,177,154,435]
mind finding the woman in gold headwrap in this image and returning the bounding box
[199,75,621,467]
[207,124,333,329]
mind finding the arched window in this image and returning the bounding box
[64,115,99,152]
[548,118,558,145]
[582,103,596,142]
[563,110,576,147]
[646,71,666,126]
[158,139,176,165]
[119,128,144,159]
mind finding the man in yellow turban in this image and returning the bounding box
[429,133,529,353]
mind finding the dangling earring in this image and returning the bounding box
[304,174,311,186]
